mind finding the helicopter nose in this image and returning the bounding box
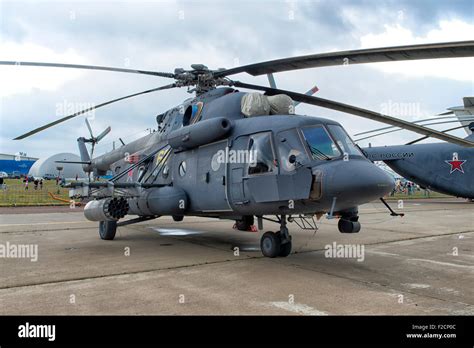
[314,159,394,205]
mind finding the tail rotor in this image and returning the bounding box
[85,117,111,158]
[82,118,111,182]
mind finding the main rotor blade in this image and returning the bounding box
[406,124,471,145]
[355,118,474,142]
[55,160,91,164]
[217,41,474,77]
[232,81,474,147]
[438,110,454,116]
[353,114,474,137]
[0,61,176,78]
[13,83,177,140]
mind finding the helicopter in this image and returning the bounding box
[358,97,474,200]
[2,40,474,258]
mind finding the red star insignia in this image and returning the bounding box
[445,159,467,174]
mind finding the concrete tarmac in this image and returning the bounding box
[0,199,473,315]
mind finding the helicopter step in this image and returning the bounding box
[260,215,292,258]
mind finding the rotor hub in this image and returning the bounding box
[173,65,232,94]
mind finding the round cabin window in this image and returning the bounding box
[211,153,221,172]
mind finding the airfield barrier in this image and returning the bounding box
[0,183,70,206]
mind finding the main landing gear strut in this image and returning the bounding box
[260,215,292,258]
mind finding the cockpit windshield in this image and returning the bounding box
[327,125,363,156]
[301,126,341,160]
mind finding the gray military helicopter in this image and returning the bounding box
[359,97,474,200]
[2,41,474,258]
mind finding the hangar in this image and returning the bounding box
[28,153,87,179]
[0,153,38,176]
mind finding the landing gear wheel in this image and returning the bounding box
[172,215,184,222]
[278,241,292,257]
[338,219,361,233]
[260,231,281,258]
[235,215,254,231]
[99,220,117,240]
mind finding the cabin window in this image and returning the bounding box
[248,132,276,175]
[211,152,222,172]
[162,165,169,178]
[301,126,341,160]
[179,161,187,177]
[156,113,165,131]
[137,166,146,181]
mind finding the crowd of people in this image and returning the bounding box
[0,174,69,192]
[390,179,430,197]
[21,176,44,190]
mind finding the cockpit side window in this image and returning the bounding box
[248,132,276,175]
[327,125,363,157]
[301,125,341,160]
[277,129,307,172]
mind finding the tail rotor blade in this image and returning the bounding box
[85,117,94,138]
[96,126,111,142]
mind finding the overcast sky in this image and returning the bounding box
[0,0,473,159]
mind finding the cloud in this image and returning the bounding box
[0,40,87,97]
[0,0,473,159]
[359,19,474,82]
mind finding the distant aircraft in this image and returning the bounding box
[361,97,474,200]
[443,97,474,135]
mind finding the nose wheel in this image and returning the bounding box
[260,215,292,258]
[338,217,361,233]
